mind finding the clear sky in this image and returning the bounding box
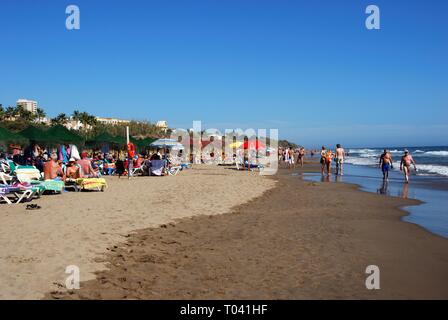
[1,0,447,148]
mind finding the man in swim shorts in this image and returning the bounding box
[335,144,345,176]
[379,149,393,180]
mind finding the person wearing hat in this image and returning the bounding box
[65,157,82,180]
[43,152,65,180]
[400,149,417,183]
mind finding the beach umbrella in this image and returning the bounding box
[19,126,58,144]
[242,140,266,150]
[46,125,84,145]
[0,126,28,144]
[228,141,243,149]
[150,138,185,149]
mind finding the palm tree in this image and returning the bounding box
[16,105,36,122]
[5,106,15,119]
[35,108,46,123]
[51,113,68,126]
[72,110,81,122]
[79,112,97,129]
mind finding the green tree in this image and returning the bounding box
[51,113,68,126]
[72,110,81,122]
[16,105,36,122]
[35,108,46,123]
[5,106,17,119]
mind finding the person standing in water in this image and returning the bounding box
[400,150,417,183]
[335,144,345,176]
[320,146,327,175]
[379,149,393,180]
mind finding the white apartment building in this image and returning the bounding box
[96,117,131,125]
[16,99,38,113]
[156,120,168,132]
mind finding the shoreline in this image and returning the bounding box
[47,165,448,299]
[300,160,448,238]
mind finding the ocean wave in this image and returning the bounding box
[416,164,448,176]
[344,157,378,166]
[424,151,448,156]
[348,148,377,154]
[344,157,448,176]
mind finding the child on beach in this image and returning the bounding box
[400,150,417,183]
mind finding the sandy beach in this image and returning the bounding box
[0,166,275,299]
[35,163,448,300]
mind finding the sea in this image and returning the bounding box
[301,146,448,239]
[345,146,448,177]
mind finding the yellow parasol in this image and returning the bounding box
[228,141,243,148]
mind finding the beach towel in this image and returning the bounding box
[15,166,42,182]
[42,180,65,192]
[75,178,107,191]
[70,144,80,160]
[150,160,165,176]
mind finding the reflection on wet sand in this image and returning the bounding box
[377,180,390,196]
[400,183,409,199]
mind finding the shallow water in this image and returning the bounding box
[298,164,448,239]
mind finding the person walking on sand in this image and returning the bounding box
[285,147,294,169]
[297,147,305,168]
[400,150,417,183]
[320,146,327,175]
[379,149,393,180]
[324,148,333,176]
[335,144,345,176]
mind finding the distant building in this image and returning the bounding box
[16,99,38,114]
[96,117,131,125]
[65,119,91,131]
[156,120,168,132]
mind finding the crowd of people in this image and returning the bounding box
[0,141,185,183]
[278,144,418,183]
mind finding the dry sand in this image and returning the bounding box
[0,165,275,299]
[48,164,448,300]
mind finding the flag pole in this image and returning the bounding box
[126,126,130,179]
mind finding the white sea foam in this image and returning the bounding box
[344,157,378,166]
[424,151,448,156]
[344,158,448,177]
[348,148,376,154]
[416,164,448,176]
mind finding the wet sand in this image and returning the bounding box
[48,163,448,299]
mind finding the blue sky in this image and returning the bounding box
[0,0,447,147]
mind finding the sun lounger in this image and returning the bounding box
[0,184,34,204]
[15,165,64,194]
[166,165,181,176]
[0,172,13,185]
